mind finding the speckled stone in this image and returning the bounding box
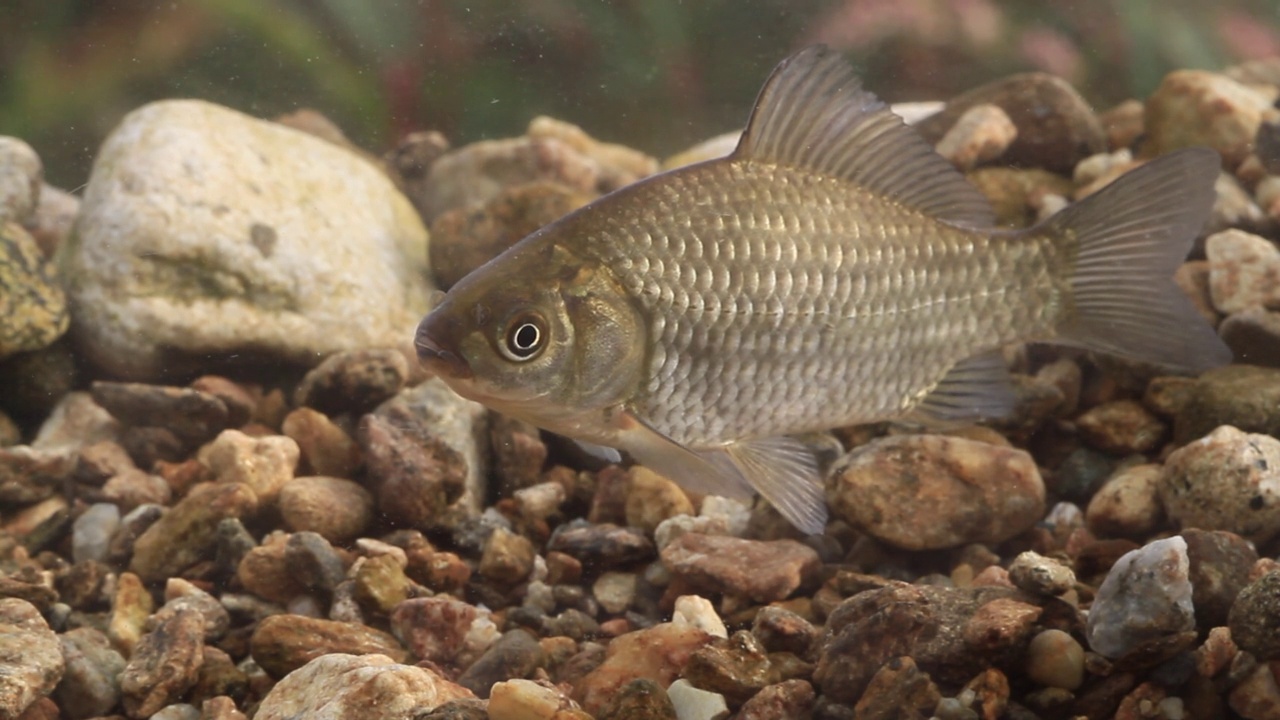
[682,630,777,705]
[1086,536,1195,660]
[1160,425,1280,544]
[737,679,816,720]
[935,104,1018,172]
[56,627,126,719]
[1205,229,1280,314]
[248,614,407,679]
[254,653,474,720]
[479,527,536,585]
[1174,365,1280,444]
[1075,400,1166,455]
[1145,70,1272,169]
[293,348,411,416]
[390,596,481,665]
[1085,464,1165,539]
[574,620,714,716]
[120,607,206,718]
[130,482,259,584]
[456,629,545,699]
[277,475,373,544]
[1184,528,1258,629]
[594,678,677,720]
[0,221,67,360]
[625,467,694,535]
[203,429,299,507]
[1008,551,1076,597]
[0,598,64,720]
[1229,571,1280,661]
[661,533,819,603]
[548,521,655,569]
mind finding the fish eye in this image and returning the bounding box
[499,313,547,362]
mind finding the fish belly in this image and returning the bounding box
[583,161,1059,446]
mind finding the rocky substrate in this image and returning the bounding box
[3,58,1280,720]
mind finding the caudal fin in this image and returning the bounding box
[1041,147,1232,373]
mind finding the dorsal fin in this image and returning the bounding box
[734,45,995,228]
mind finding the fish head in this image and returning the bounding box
[415,238,647,434]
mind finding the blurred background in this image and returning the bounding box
[3,0,1279,188]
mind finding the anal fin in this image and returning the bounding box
[911,350,1017,422]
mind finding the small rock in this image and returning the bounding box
[24,181,78,258]
[574,621,714,716]
[1008,551,1076,597]
[107,572,154,655]
[736,679,815,720]
[0,136,41,224]
[254,653,473,720]
[673,595,728,641]
[966,166,1075,228]
[30,391,118,454]
[1075,400,1166,455]
[665,679,728,720]
[390,596,481,665]
[1228,571,1280,661]
[1206,229,1280,314]
[1160,425,1280,544]
[278,476,373,543]
[514,481,567,524]
[248,614,406,679]
[130,482,259,584]
[490,415,549,497]
[935,104,1018,172]
[189,645,246,706]
[90,382,232,445]
[681,630,776,705]
[1026,629,1085,690]
[1228,662,1280,720]
[1221,308,1280,367]
[154,580,231,641]
[237,532,306,605]
[281,407,362,478]
[74,440,135,486]
[487,678,581,720]
[430,182,593,289]
[203,430,299,507]
[284,531,347,594]
[595,677,677,720]
[0,445,74,504]
[625,467,694,535]
[353,553,413,615]
[362,378,489,530]
[56,626,126,720]
[149,704,201,720]
[1086,536,1195,659]
[827,434,1044,550]
[1184,528,1258,630]
[593,571,637,615]
[661,533,819,603]
[61,99,432,380]
[914,73,1105,174]
[456,629,545,699]
[0,222,67,360]
[548,521,655,569]
[1145,69,1273,169]
[293,348,411,416]
[850,656,941,720]
[1175,365,1280,444]
[1085,464,1166,539]
[120,607,206,718]
[0,599,63,719]
[751,605,816,656]
[102,467,172,512]
[201,696,248,720]
[479,527,536,585]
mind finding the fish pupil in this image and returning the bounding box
[503,317,545,361]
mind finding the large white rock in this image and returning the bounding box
[59,99,433,379]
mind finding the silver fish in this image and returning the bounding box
[416,46,1231,534]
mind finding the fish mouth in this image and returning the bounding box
[414,314,473,380]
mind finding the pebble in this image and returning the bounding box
[361,378,489,530]
[1228,571,1280,661]
[237,532,307,605]
[30,391,119,454]
[153,580,231,641]
[0,136,41,224]
[852,656,941,720]
[1007,551,1076,597]
[682,630,776,705]
[120,606,206,717]
[283,531,346,595]
[1144,69,1272,169]
[1183,528,1257,629]
[430,182,593,289]
[661,533,819,603]
[913,72,1105,174]
[0,445,74,505]
[593,571,637,615]
[0,599,64,719]
[1160,425,1280,544]
[1228,662,1280,720]
[673,595,728,641]
[1025,629,1085,690]
[935,104,1018,172]
[1075,399,1167,455]
[353,553,413,615]
[1085,536,1195,659]
[515,481,568,524]
[736,679,816,720]
[62,99,432,379]
[102,467,172,512]
[249,614,406,678]
[1220,308,1280,367]
[487,678,583,720]
[130,482,259,583]
[1085,464,1166,539]
[479,527,537,585]
[90,381,233,446]
[490,415,549,497]
[390,596,481,664]
[665,679,729,720]
[1205,229,1280,314]
[595,678,677,720]
[1174,365,1280,443]
[827,434,1045,550]
[574,620,714,716]
[293,348,411,416]
[203,429,299,507]
[55,627,126,719]
[456,629,545,699]
[254,653,474,720]
[281,407,362,478]
[25,181,79,258]
[0,221,67,360]
[625,467,695,535]
[190,645,246,705]
[151,704,202,720]
[548,521,656,569]
[277,475,373,543]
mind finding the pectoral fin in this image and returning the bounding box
[573,440,623,464]
[613,411,829,535]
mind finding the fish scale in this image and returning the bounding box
[572,160,1056,446]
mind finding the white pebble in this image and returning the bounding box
[667,679,729,720]
[673,595,727,639]
[148,704,201,720]
[72,502,120,564]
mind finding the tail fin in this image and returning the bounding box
[1040,147,1231,373]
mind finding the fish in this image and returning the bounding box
[415,45,1231,535]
